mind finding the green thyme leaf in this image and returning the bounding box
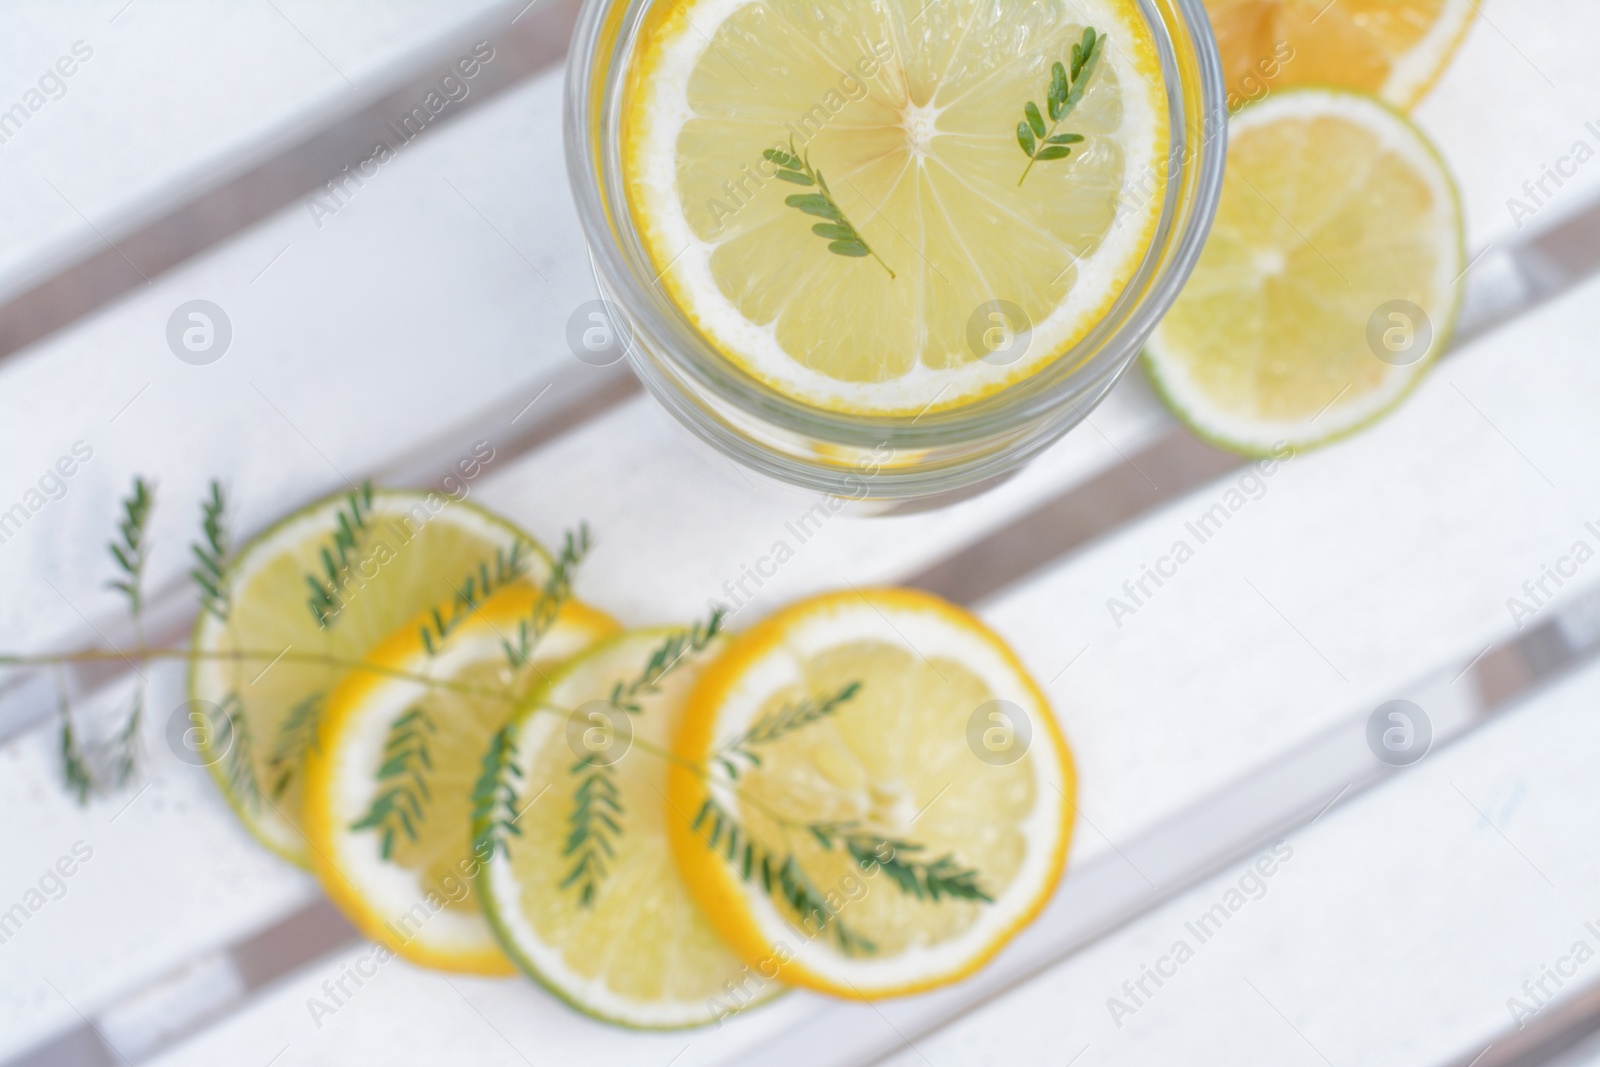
[1025,101,1046,138]
[1048,61,1069,120]
[349,706,437,860]
[785,193,842,221]
[811,222,855,241]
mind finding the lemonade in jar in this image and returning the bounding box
[568,0,1225,500]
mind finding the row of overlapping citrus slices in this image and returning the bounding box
[188,486,1073,1026]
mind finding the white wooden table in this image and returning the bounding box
[3,1,1600,1064]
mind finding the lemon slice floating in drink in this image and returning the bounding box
[623,0,1170,416]
[1143,88,1463,456]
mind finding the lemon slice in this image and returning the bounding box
[1207,0,1476,110]
[474,627,780,1027]
[1142,88,1463,456]
[667,588,1074,998]
[623,0,1170,415]
[302,588,618,974]
[188,487,548,867]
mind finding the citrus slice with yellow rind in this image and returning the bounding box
[474,626,783,1027]
[1207,0,1476,109]
[623,0,1170,415]
[667,588,1074,998]
[188,487,548,867]
[1142,89,1464,456]
[302,587,618,974]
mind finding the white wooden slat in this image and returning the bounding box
[1549,1031,1600,1067]
[0,64,587,656]
[1415,1,1600,251]
[476,377,1171,622]
[139,939,822,1067]
[0,0,513,299]
[876,653,1600,1067]
[0,665,317,1062]
[977,270,1600,868]
[132,247,1600,1067]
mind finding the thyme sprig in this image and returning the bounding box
[559,611,726,907]
[266,691,323,799]
[766,140,895,278]
[420,541,532,655]
[1016,26,1104,186]
[99,477,155,788]
[503,524,591,670]
[809,823,991,902]
[688,672,988,950]
[608,609,725,715]
[470,724,523,861]
[560,760,622,907]
[13,480,519,806]
[212,693,261,809]
[693,797,876,955]
[56,672,94,805]
[349,706,436,859]
[305,482,375,628]
[713,681,860,780]
[110,690,144,788]
[50,476,160,802]
[107,477,154,617]
[190,480,231,622]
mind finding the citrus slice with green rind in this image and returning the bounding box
[474,626,782,1027]
[1142,88,1464,456]
[188,487,548,866]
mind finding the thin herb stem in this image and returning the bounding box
[0,647,512,702]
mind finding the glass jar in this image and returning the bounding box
[566,0,1227,504]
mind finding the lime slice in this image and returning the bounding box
[188,487,548,866]
[668,588,1074,998]
[303,587,618,974]
[1207,0,1476,110]
[1143,88,1464,456]
[623,0,1170,415]
[475,627,781,1028]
